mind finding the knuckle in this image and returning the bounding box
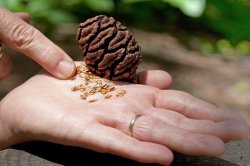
[237,122,250,140]
[116,101,135,113]
[175,91,195,111]
[174,115,187,129]
[40,46,62,68]
[176,91,193,99]
[0,8,9,23]
[10,24,36,50]
[133,116,159,139]
[40,46,58,63]
[102,132,123,153]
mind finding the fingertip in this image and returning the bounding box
[35,44,76,80]
[161,154,173,166]
[184,133,225,157]
[56,60,76,79]
[164,150,174,166]
[153,145,174,166]
[138,70,172,89]
[236,121,250,140]
[213,138,225,156]
[201,135,225,157]
[143,143,174,166]
[222,120,250,141]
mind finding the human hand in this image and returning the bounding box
[0,62,249,165]
[0,7,75,80]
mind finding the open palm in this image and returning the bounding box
[0,62,249,165]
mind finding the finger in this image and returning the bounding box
[15,13,30,23]
[132,115,225,156]
[45,122,173,165]
[155,90,244,122]
[137,70,172,89]
[85,124,174,165]
[98,109,224,156]
[0,51,12,80]
[149,108,250,142]
[0,7,76,79]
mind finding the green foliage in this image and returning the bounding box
[204,0,250,44]
[0,0,249,56]
[84,0,114,12]
[201,39,250,56]
[123,0,206,17]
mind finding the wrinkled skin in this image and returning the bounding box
[0,7,75,80]
[0,62,249,165]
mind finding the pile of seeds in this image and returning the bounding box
[71,63,126,102]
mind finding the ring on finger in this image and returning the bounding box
[128,114,141,137]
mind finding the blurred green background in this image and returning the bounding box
[0,0,250,56]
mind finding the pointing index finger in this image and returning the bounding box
[0,7,76,79]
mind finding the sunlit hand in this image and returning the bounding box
[0,7,75,80]
[0,62,249,165]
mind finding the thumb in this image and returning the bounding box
[0,7,76,79]
[137,70,173,89]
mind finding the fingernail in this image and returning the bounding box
[57,60,75,79]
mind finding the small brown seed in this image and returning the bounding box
[116,94,123,97]
[80,94,87,100]
[72,64,127,101]
[102,84,109,89]
[79,88,85,92]
[76,66,85,74]
[105,94,112,99]
[71,86,78,91]
[109,86,116,91]
[101,90,108,95]
[118,89,126,94]
[104,79,110,83]
[96,80,103,85]
[79,73,86,78]
[89,99,98,102]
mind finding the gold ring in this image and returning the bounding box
[128,114,141,136]
[0,43,3,60]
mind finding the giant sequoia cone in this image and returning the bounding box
[77,15,142,81]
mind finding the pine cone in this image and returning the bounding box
[76,15,142,81]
